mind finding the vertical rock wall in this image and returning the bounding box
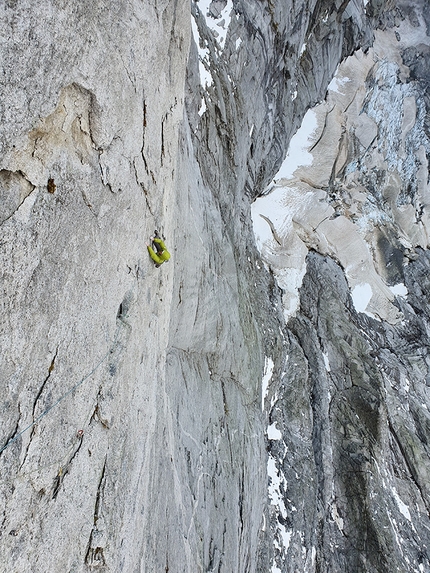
[1,1,191,571]
[1,0,430,572]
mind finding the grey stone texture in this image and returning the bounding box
[1,0,430,572]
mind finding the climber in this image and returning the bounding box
[147,230,171,267]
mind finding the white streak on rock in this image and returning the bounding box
[262,356,274,411]
[391,487,412,521]
[323,352,330,372]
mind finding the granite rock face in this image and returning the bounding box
[1,0,430,572]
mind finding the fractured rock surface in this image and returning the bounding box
[1,0,430,572]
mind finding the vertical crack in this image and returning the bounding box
[51,432,84,500]
[19,348,58,470]
[161,114,166,165]
[85,456,108,566]
[133,157,154,216]
[32,348,58,419]
[0,405,22,456]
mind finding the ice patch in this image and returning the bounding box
[262,356,274,411]
[389,283,408,297]
[267,422,282,440]
[351,283,372,313]
[274,110,318,180]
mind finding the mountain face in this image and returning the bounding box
[1,1,429,572]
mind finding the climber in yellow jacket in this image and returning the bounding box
[147,231,171,267]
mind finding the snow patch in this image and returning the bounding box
[331,504,344,532]
[267,455,286,516]
[191,16,213,88]
[198,99,207,116]
[278,523,292,551]
[251,185,311,321]
[389,283,408,297]
[251,185,290,248]
[198,0,233,49]
[351,283,372,313]
[274,110,318,181]
[267,452,293,563]
[267,422,282,440]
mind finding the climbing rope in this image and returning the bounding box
[0,346,112,456]
[0,236,156,459]
[0,288,135,458]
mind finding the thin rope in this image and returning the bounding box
[0,347,112,455]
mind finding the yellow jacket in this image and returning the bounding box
[147,238,170,265]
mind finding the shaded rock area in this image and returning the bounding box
[253,1,430,570]
[270,250,430,571]
[1,1,430,573]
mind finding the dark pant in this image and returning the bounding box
[152,240,163,254]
